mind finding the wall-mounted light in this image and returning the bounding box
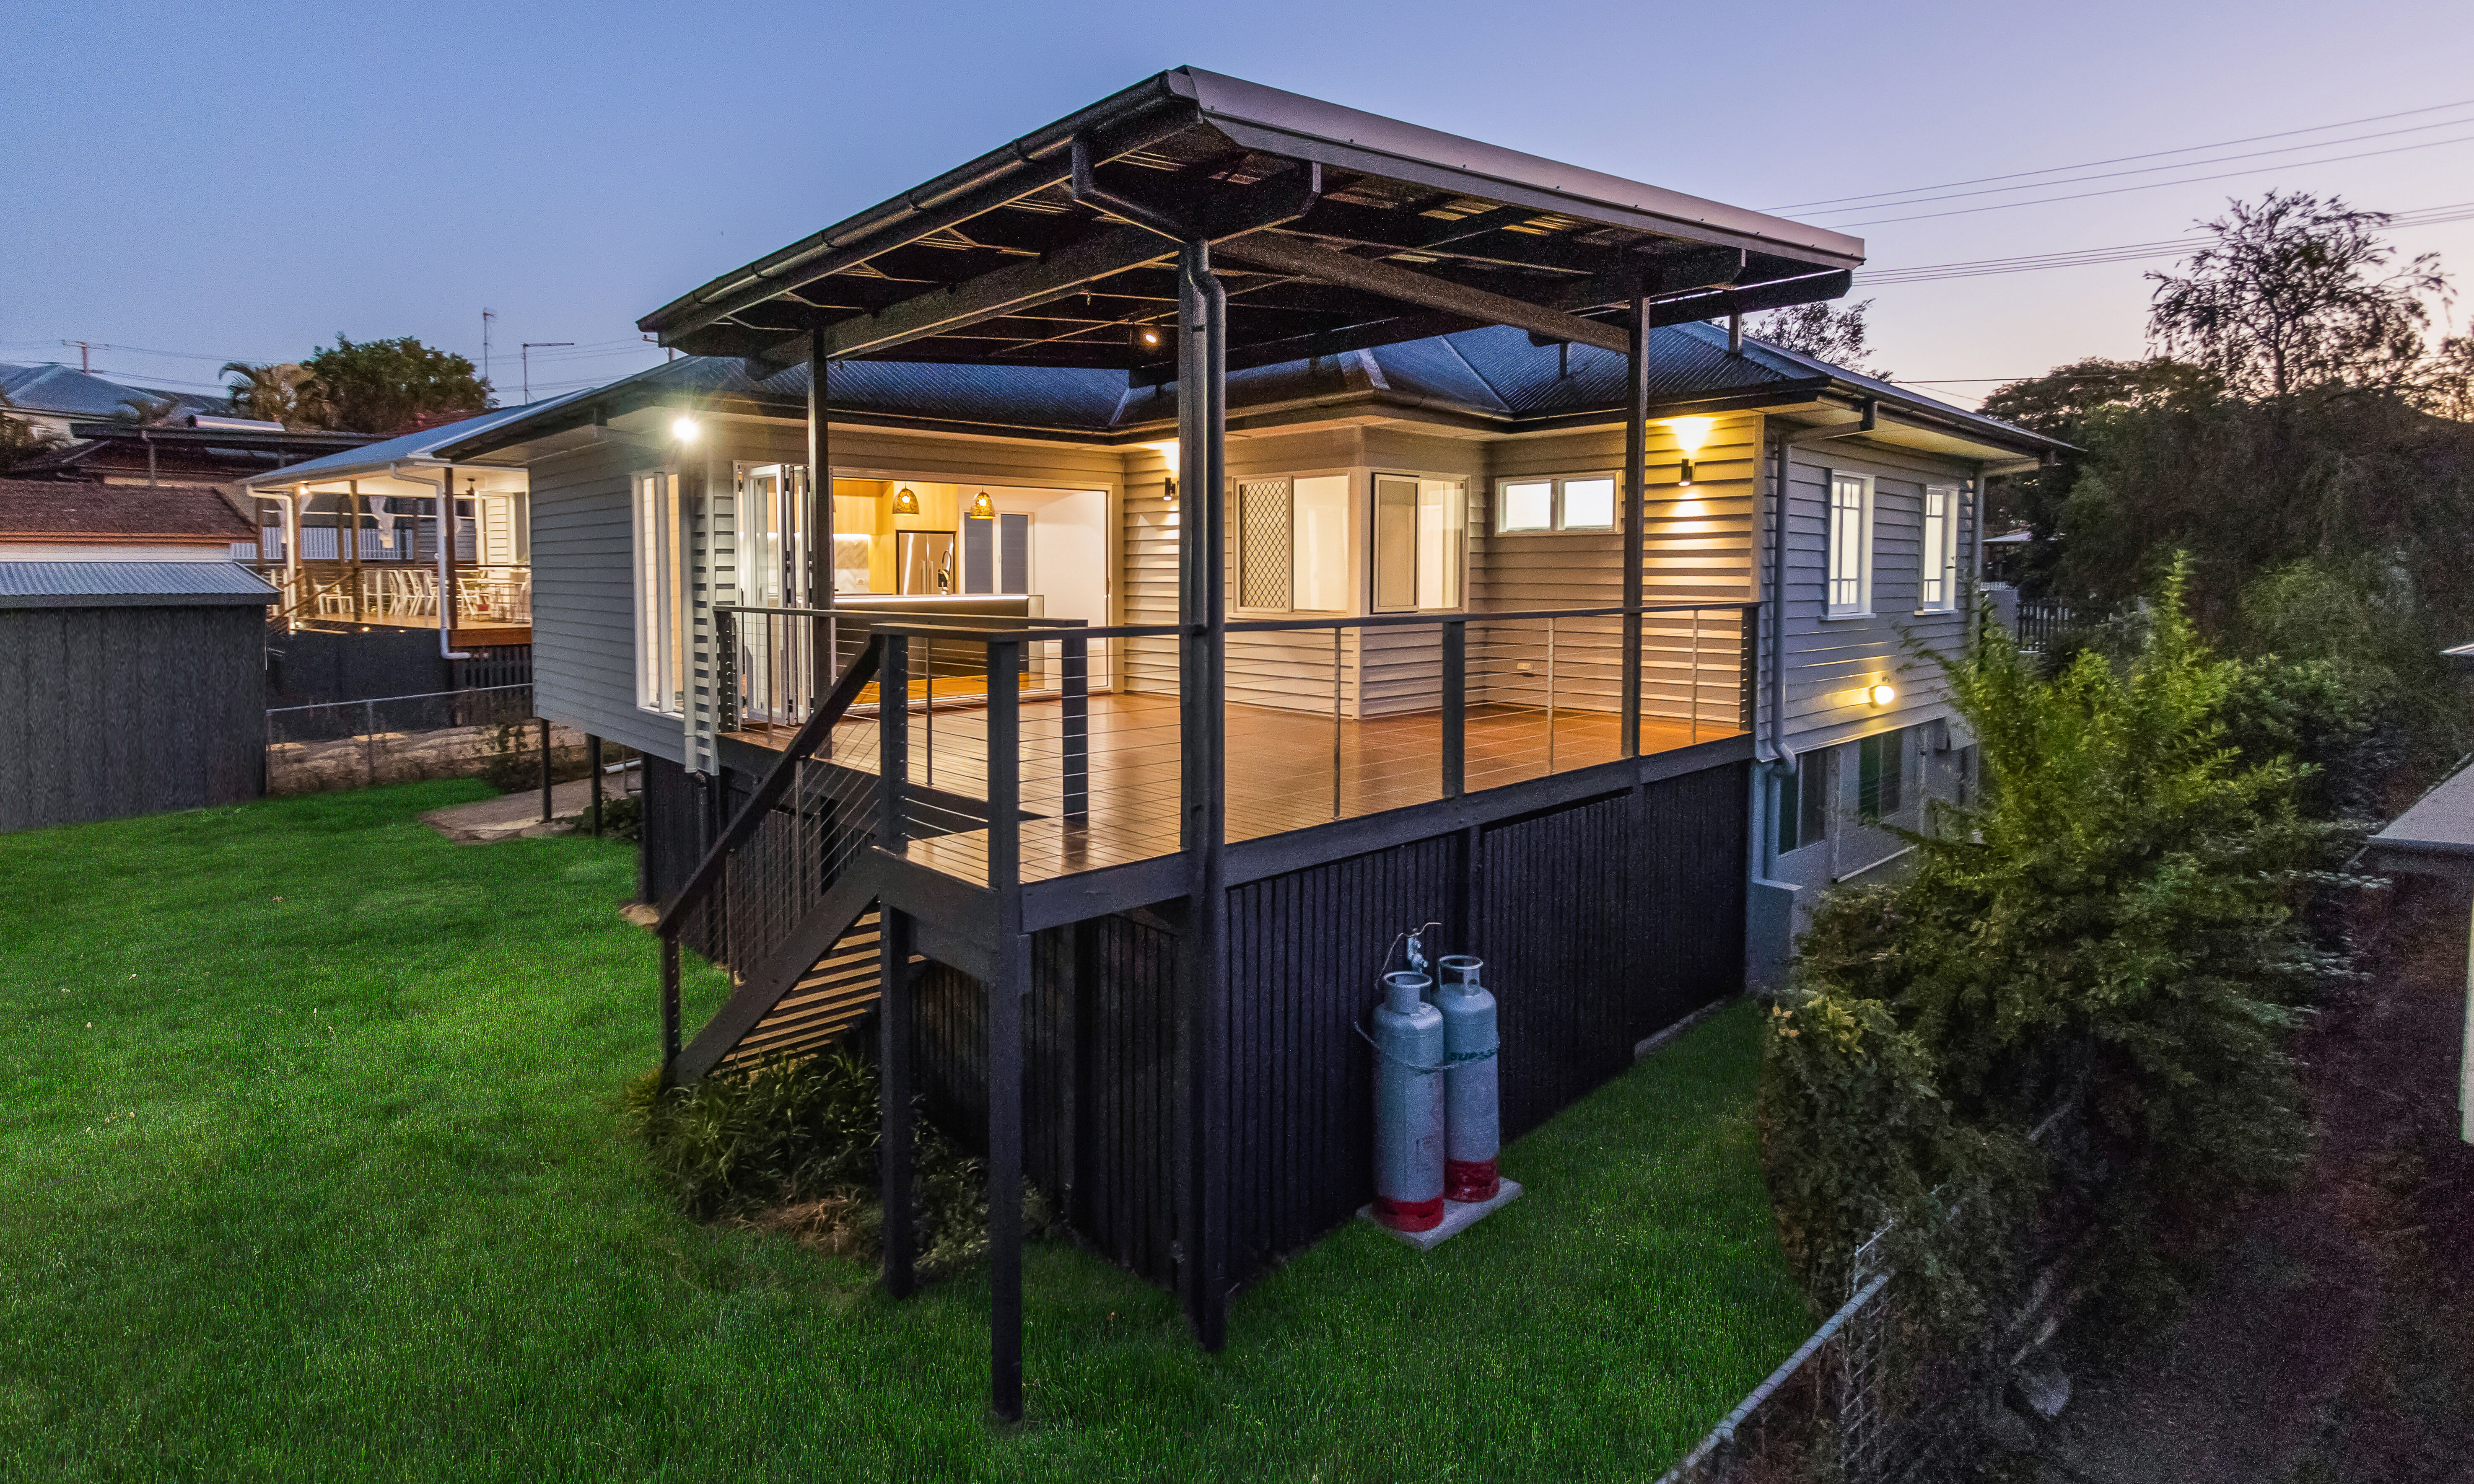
[969,489,994,520]
[892,486,920,515]
[670,415,698,443]
[1146,440,1180,505]
[1867,683,1897,707]
[1667,415,1714,487]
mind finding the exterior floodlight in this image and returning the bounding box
[670,416,698,443]
[1867,683,1897,707]
[969,489,995,519]
[892,486,920,515]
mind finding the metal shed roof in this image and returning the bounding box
[638,67,1865,376]
[0,560,277,608]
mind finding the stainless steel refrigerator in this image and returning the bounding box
[894,530,955,596]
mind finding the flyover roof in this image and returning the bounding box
[639,68,1866,376]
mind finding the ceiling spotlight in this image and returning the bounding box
[1140,326,1160,347]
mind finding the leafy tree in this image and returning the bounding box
[220,361,317,426]
[1750,298,1886,377]
[298,336,493,435]
[1761,562,2337,1330]
[1979,359,2222,588]
[2147,190,2449,400]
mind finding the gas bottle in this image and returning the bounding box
[1436,955,1501,1203]
[1371,969,1445,1231]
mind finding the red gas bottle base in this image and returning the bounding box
[1372,1194,1444,1231]
[1446,1158,1500,1203]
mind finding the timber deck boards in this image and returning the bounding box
[728,693,1737,886]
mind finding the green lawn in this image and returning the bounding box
[0,782,1808,1482]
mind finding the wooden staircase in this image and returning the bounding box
[658,636,890,1087]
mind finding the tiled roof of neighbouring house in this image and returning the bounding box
[0,479,255,540]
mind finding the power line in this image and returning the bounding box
[1769,95,2474,212]
[1800,114,2474,219]
[1834,132,2474,228]
[1853,199,2474,286]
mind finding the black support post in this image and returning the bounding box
[588,734,604,834]
[659,937,681,1077]
[1442,618,1466,798]
[806,329,834,615]
[1622,287,1648,759]
[878,635,909,851]
[1174,237,1232,1354]
[986,637,1025,1421]
[878,904,916,1298]
[539,717,553,822]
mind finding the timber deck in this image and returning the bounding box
[727,692,1737,887]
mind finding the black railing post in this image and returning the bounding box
[878,632,909,852]
[1442,618,1466,799]
[588,734,604,835]
[1740,605,1760,736]
[985,634,1026,1423]
[1062,632,1089,826]
[716,607,739,734]
[538,717,552,823]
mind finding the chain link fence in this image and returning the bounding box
[266,684,588,795]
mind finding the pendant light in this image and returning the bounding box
[969,489,994,519]
[892,486,919,515]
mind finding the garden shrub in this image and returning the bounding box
[623,1047,1039,1276]
[1761,560,2346,1334]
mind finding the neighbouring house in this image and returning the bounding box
[431,67,2065,1416]
[0,478,258,562]
[0,362,220,444]
[0,560,273,832]
[235,405,548,656]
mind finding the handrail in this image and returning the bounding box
[845,599,1760,647]
[655,632,884,939]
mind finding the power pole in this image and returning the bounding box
[520,342,571,404]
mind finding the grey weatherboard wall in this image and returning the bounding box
[0,573,269,833]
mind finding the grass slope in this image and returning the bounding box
[0,783,1806,1481]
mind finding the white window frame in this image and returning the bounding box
[1233,471,1354,615]
[1918,484,1959,611]
[1372,471,1466,614]
[632,468,687,717]
[1826,472,1874,618]
[1492,472,1619,534]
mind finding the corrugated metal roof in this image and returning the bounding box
[236,396,593,489]
[0,560,277,607]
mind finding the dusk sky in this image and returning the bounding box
[6,0,2472,409]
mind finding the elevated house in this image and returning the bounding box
[432,68,2065,1417]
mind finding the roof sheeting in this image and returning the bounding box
[0,479,254,539]
[0,560,276,607]
[236,397,589,489]
[0,363,219,420]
